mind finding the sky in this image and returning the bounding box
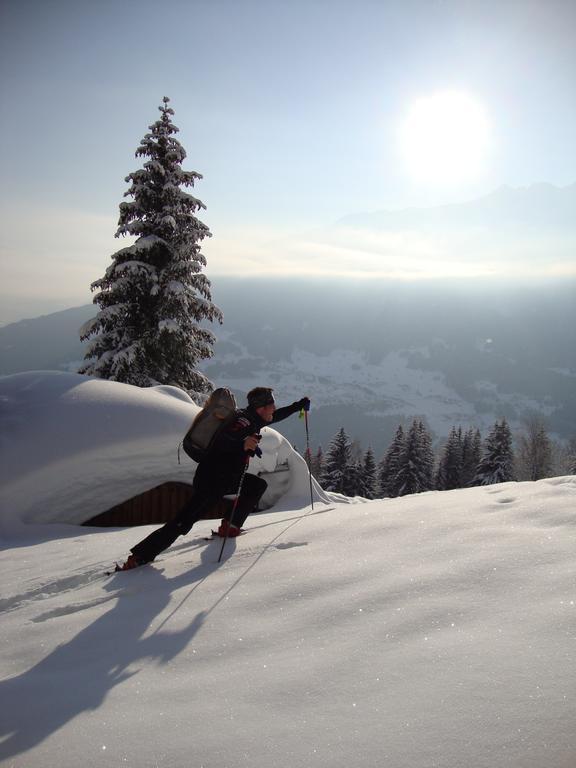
[1,370,576,767]
[0,0,575,320]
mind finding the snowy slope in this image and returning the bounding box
[1,479,575,768]
[1,371,575,768]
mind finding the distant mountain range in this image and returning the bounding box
[1,183,575,453]
[1,277,575,454]
[338,182,576,233]
[0,305,91,375]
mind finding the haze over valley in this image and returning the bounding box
[2,273,574,455]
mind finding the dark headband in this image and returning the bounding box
[248,389,275,408]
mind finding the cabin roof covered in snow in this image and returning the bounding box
[0,371,329,534]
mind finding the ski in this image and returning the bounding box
[107,529,247,573]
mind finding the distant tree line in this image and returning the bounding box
[310,415,574,499]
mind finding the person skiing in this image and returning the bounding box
[118,387,310,570]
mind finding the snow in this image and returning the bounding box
[113,235,166,256]
[165,280,186,295]
[0,372,329,535]
[203,345,483,437]
[1,373,575,768]
[157,319,181,333]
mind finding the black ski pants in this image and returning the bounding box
[130,465,267,564]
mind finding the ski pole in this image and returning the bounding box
[301,407,314,511]
[217,454,251,563]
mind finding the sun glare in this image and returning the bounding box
[400,91,491,184]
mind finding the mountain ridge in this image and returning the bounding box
[1,183,575,450]
[337,181,576,231]
[1,276,574,452]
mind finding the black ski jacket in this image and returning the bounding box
[202,401,305,478]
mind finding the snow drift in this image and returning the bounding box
[0,371,329,535]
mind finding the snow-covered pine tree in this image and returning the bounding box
[361,447,377,499]
[461,428,482,487]
[472,419,516,486]
[435,451,446,490]
[79,97,222,395]
[395,419,435,497]
[320,427,351,494]
[343,461,365,497]
[417,420,435,490]
[436,427,463,490]
[378,424,406,497]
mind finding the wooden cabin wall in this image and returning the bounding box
[84,482,232,527]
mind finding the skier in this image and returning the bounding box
[118,387,310,570]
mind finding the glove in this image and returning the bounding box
[244,434,261,455]
[297,397,311,412]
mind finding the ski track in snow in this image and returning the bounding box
[1,373,575,768]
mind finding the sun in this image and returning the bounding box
[399,90,491,184]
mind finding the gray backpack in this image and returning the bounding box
[181,388,237,462]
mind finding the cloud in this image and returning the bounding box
[2,185,575,315]
[203,222,576,281]
[203,185,576,279]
